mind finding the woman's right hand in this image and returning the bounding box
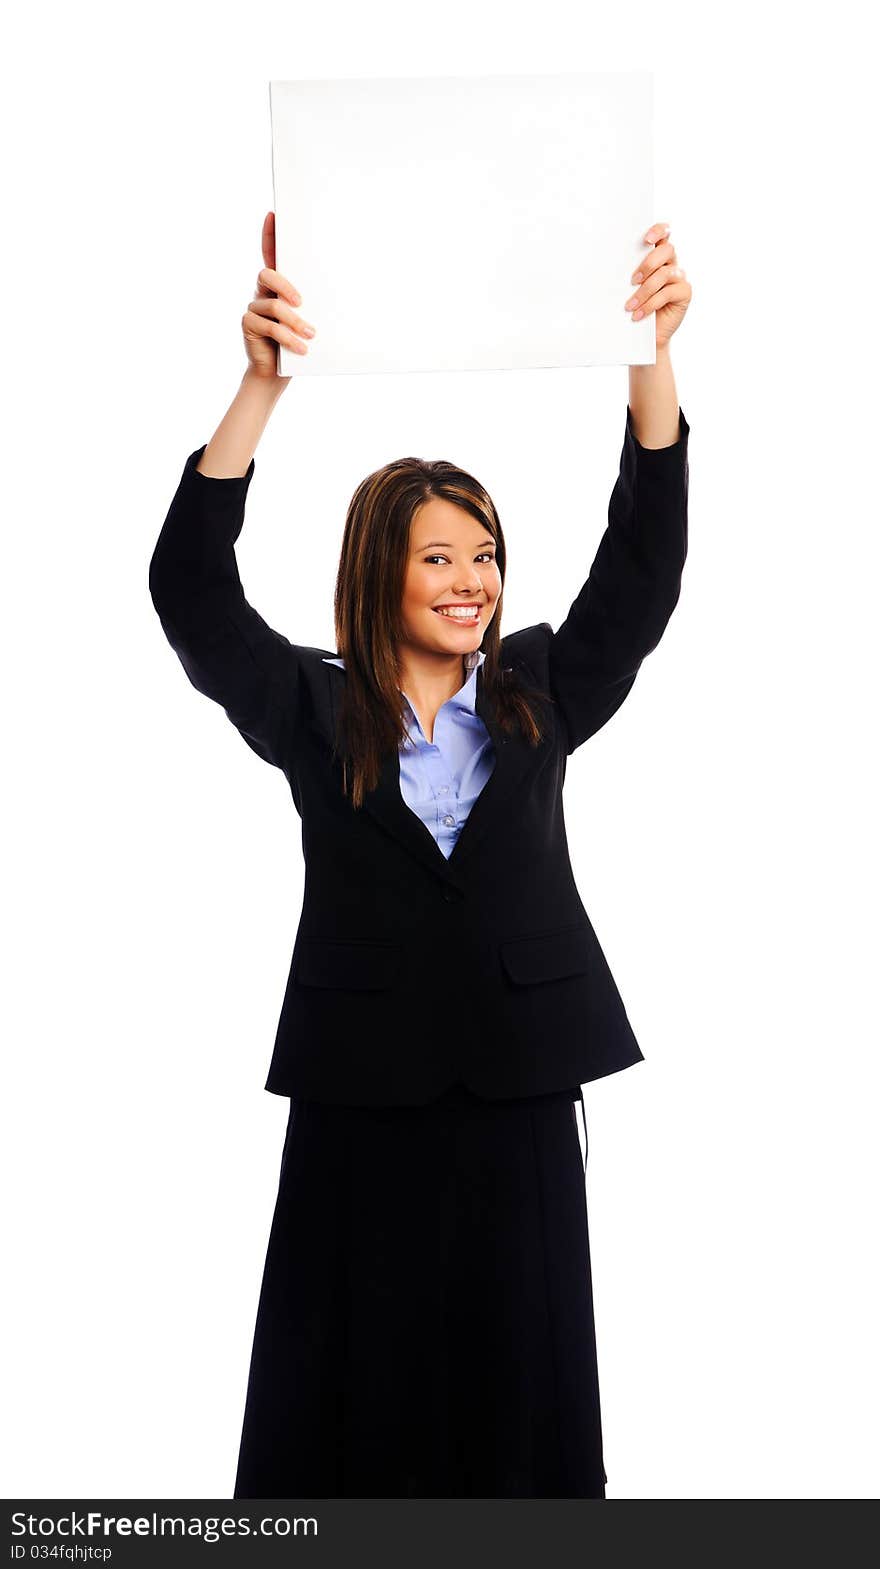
[241,211,317,379]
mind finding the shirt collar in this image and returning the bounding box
[323,645,486,716]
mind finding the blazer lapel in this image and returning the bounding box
[448,662,551,870]
[323,659,550,883]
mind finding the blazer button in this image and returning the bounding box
[442,886,457,902]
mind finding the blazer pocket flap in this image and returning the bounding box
[499,924,592,986]
[295,938,401,990]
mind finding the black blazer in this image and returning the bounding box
[149,405,690,1106]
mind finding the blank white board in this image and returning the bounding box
[269,73,655,377]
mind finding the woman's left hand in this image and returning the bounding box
[625,222,692,351]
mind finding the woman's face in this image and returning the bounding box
[400,496,502,660]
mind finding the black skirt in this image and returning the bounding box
[233,1082,607,1499]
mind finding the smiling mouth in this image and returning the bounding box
[432,607,482,622]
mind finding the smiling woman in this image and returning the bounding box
[329,452,550,808]
[148,209,691,1500]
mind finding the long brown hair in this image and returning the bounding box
[330,455,552,808]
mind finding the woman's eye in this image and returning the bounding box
[425,554,495,565]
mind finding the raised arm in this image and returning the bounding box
[149,214,319,771]
[547,374,690,755]
[546,222,693,754]
[149,388,301,771]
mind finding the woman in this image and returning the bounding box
[149,211,692,1499]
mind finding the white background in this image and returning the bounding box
[3,0,878,1504]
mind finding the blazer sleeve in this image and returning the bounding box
[546,405,690,755]
[148,445,301,771]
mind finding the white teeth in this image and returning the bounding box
[435,607,479,619]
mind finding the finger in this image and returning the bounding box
[628,276,689,321]
[249,295,316,337]
[257,266,302,306]
[626,263,684,314]
[262,211,275,272]
[644,222,671,244]
[242,307,312,355]
[631,240,675,285]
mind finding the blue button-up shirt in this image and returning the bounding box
[322,648,496,859]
